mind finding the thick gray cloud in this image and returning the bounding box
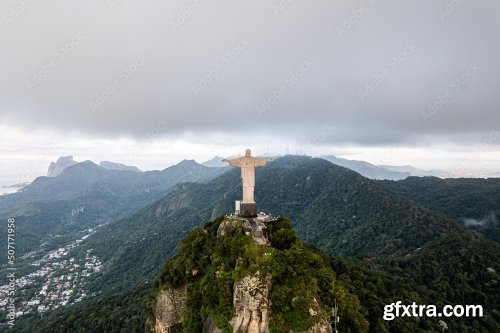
[0,0,499,145]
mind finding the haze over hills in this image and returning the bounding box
[319,155,409,180]
[43,154,459,185]
[46,156,143,178]
[201,154,451,180]
[320,155,451,180]
[0,159,227,265]
[378,165,450,178]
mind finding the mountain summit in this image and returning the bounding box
[100,161,142,172]
[202,156,228,168]
[147,216,356,333]
[47,155,78,177]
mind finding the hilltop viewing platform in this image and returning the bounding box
[219,213,279,246]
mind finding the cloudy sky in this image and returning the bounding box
[1,0,499,183]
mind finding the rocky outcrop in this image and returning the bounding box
[100,161,141,172]
[153,285,187,333]
[231,271,272,333]
[47,156,78,177]
[155,193,189,218]
[217,219,245,237]
[217,219,268,245]
[231,272,331,333]
[150,218,334,333]
[151,274,331,333]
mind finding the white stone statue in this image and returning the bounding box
[223,149,272,204]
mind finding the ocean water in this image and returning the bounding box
[0,181,22,196]
[0,187,19,196]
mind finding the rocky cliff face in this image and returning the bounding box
[47,156,78,177]
[150,271,331,333]
[148,216,335,333]
[149,272,273,333]
[153,285,187,333]
[231,272,271,333]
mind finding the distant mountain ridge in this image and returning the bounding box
[320,155,450,180]
[201,156,227,168]
[0,159,228,264]
[48,156,142,175]
[100,161,141,172]
[379,164,450,178]
[203,154,450,180]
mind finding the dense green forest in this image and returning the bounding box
[379,177,500,242]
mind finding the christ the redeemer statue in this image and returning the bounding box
[223,149,271,217]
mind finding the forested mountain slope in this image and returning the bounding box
[379,177,500,242]
[0,159,227,264]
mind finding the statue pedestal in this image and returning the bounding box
[240,203,257,218]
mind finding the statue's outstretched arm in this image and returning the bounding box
[254,158,272,167]
[222,158,243,167]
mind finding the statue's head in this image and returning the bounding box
[245,149,251,157]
